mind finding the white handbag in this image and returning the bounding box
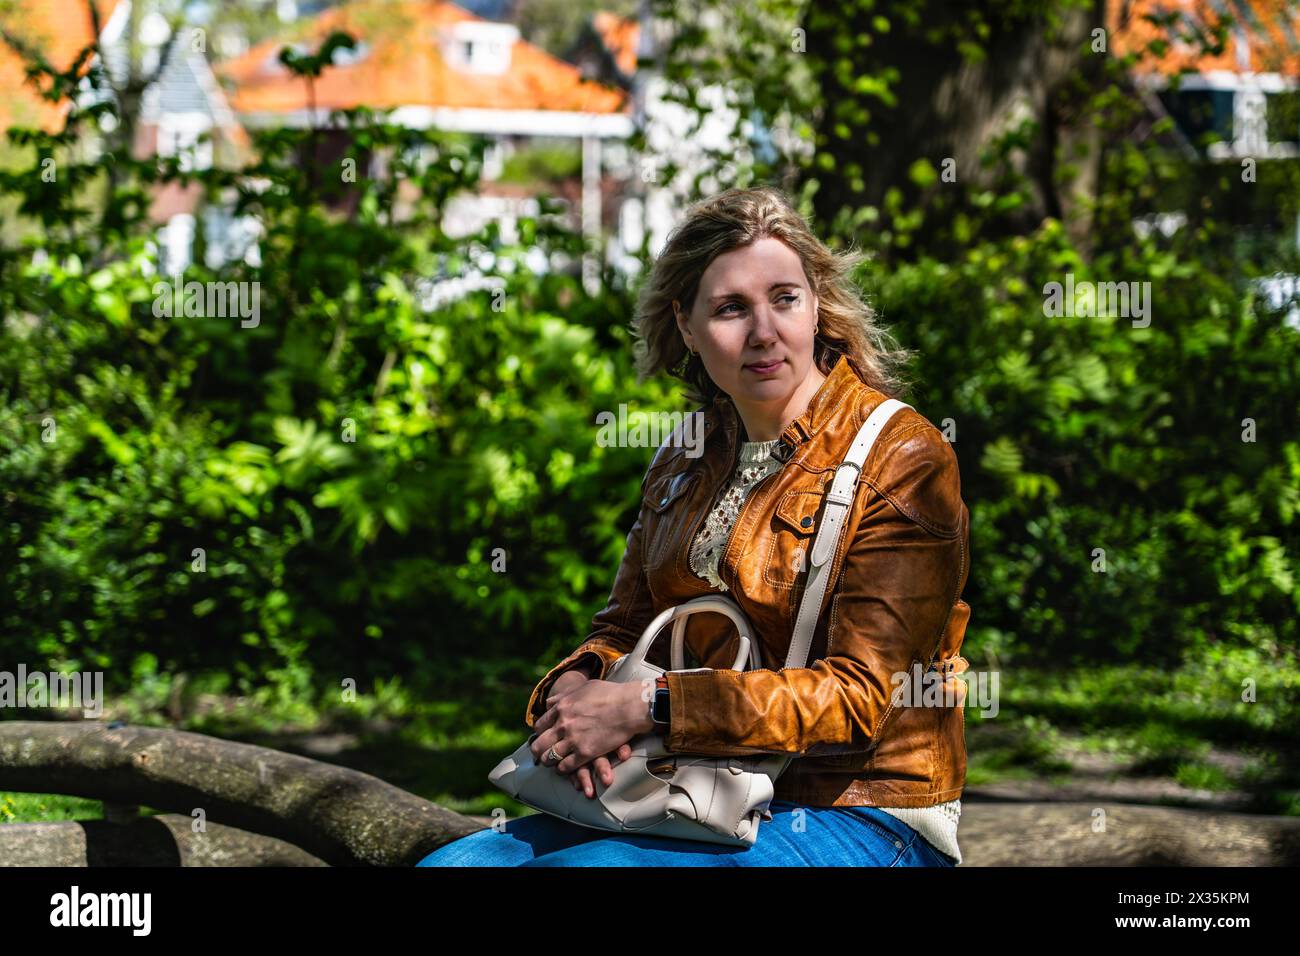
[488,399,913,846]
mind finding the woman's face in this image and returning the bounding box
[674,236,823,438]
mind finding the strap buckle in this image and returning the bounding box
[824,461,862,507]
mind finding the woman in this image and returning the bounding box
[419,185,971,867]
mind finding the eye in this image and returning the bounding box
[717,301,745,315]
[777,293,800,307]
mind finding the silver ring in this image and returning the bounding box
[546,745,561,765]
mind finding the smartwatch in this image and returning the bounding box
[650,675,670,729]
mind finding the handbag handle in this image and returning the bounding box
[627,595,759,674]
[667,596,764,670]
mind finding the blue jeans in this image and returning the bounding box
[416,800,956,867]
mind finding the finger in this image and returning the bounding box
[545,674,587,707]
[575,766,594,798]
[605,743,632,768]
[556,743,585,776]
[541,734,573,773]
[529,729,562,766]
[533,706,555,735]
[528,730,547,764]
[545,687,570,706]
[592,755,614,788]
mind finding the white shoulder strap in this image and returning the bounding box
[784,398,912,669]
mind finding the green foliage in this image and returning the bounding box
[651,0,1300,672]
[0,29,681,693]
[496,141,582,185]
[865,216,1300,665]
[1,3,1297,740]
[0,792,103,824]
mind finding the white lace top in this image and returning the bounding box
[688,438,786,590]
[686,435,963,865]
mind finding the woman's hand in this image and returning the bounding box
[530,679,650,795]
[538,670,635,798]
[569,742,634,798]
[545,667,593,703]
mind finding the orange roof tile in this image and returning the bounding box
[217,0,628,117]
[593,10,639,78]
[0,0,120,131]
[1108,0,1300,78]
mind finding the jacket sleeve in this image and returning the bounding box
[523,474,661,728]
[662,420,970,757]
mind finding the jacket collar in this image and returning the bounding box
[709,353,860,463]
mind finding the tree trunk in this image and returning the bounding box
[0,815,328,866]
[0,721,486,866]
[806,0,1106,244]
[4,721,1295,866]
[958,800,1300,866]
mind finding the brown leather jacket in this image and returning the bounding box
[525,353,972,809]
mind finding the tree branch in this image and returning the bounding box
[0,721,486,866]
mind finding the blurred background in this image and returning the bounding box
[0,0,1297,851]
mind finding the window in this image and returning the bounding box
[443,23,517,75]
[1266,91,1300,149]
[1158,88,1235,149]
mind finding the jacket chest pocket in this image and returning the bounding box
[763,488,826,592]
[643,469,702,569]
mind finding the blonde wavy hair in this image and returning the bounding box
[631,185,914,407]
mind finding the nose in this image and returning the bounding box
[747,302,779,348]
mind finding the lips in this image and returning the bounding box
[745,359,784,374]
